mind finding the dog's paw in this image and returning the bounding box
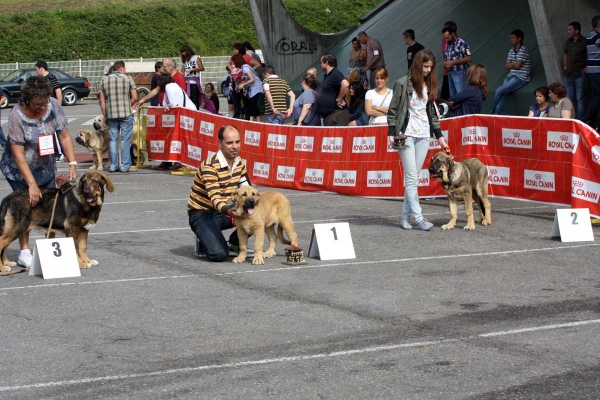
[90,259,99,266]
[441,224,455,230]
[464,224,476,231]
[263,250,276,258]
[482,219,491,226]
[89,165,97,170]
[96,166,104,171]
[251,256,265,265]
[79,262,92,269]
[0,265,12,273]
[232,255,246,263]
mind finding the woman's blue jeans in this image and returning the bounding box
[399,136,430,223]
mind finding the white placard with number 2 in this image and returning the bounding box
[308,222,356,260]
[551,208,594,242]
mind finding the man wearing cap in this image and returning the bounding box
[403,29,425,71]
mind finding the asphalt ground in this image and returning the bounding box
[1,102,600,399]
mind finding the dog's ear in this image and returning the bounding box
[99,172,115,192]
[230,190,238,203]
[254,190,261,201]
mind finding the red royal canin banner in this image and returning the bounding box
[145,108,600,218]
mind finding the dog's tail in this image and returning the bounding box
[277,225,291,245]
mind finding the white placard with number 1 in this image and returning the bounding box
[308,222,356,260]
[551,208,594,242]
[29,238,81,279]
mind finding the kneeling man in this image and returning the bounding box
[188,125,251,261]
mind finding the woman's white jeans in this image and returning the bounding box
[399,136,430,223]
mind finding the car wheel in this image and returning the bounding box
[62,89,78,106]
[0,92,8,109]
[137,87,150,99]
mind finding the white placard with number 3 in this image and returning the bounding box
[29,238,81,279]
[551,208,594,242]
[308,222,356,260]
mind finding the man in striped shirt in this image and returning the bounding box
[490,29,531,115]
[188,125,251,261]
[583,16,600,127]
[262,65,295,124]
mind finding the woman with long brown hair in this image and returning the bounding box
[387,49,450,231]
[448,64,488,116]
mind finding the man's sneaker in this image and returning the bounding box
[415,219,434,231]
[195,237,207,258]
[17,250,32,268]
[400,219,412,230]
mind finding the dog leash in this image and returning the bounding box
[46,175,78,239]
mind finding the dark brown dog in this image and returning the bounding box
[428,151,492,230]
[230,186,299,265]
[0,171,114,274]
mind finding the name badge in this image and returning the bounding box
[38,134,55,156]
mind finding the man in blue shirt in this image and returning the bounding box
[442,26,472,97]
[583,16,600,128]
[490,29,531,115]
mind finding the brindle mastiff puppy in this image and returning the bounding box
[0,171,114,274]
[428,151,492,230]
[230,186,299,265]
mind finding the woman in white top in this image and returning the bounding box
[365,67,393,125]
[387,49,450,231]
[158,74,197,111]
[181,44,205,109]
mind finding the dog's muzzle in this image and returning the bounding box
[75,136,84,145]
[428,164,442,178]
[243,198,256,215]
[93,122,102,131]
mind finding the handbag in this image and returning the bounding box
[368,89,392,125]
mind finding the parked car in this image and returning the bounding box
[0,68,91,109]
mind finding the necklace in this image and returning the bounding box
[554,98,563,109]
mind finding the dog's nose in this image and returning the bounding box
[246,198,255,206]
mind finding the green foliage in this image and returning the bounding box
[0,0,380,62]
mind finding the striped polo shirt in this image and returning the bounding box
[188,150,250,214]
[507,44,531,82]
[99,72,136,119]
[263,75,291,114]
[586,29,600,74]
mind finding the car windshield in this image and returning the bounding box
[0,70,20,82]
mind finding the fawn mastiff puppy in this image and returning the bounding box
[76,128,110,170]
[230,186,299,265]
[428,151,492,230]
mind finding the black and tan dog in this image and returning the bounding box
[230,186,299,265]
[428,151,492,230]
[0,171,114,275]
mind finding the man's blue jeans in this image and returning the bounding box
[564,74,586,120]
[490,74,528,115]
[448,69,467,98]
[107,115,133,171]
[583,73,600,126]
[189,210,239,262]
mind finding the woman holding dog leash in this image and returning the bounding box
[387,49,450,231]
[0,75,78,268]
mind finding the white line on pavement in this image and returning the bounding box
[1,318,599,392]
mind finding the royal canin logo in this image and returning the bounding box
[312,171,317,176]
[560,135,568,141]
[377,173,382,178]
[573,180,584,187]
[513,132,520,138]
[490,169,497,175]
[535,174,541,180]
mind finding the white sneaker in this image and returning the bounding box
[17,250,32,268]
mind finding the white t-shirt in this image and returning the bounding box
[405,86,430,138]
[365,88,393,124]
[162,83,197,110]
[184,55,202,85]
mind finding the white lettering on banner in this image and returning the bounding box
[487,166,510,186]
[267,134,287,150]
[571,177,600,204]
[333,170,357,187]
[162,115,175,128]
[170,141,182,154]
[321,137,343,153]
[304,168,325,185]
[180,115,195,131]
[366,170,393,187]
[461,126,488,146]
[276,166,296,182]
[417,169,430,187]
[547,131,579,153]
[502,129,533,149]
[429,131,449,149]
[352,136,376,153]
[146,115,155,128]
[253,162,270,178]
[591,146,600,166]
[245,130,261,146]
[150,140,165,153]
[200,121,214,137]
[187,145,202,161]
[524,170,555,191]
[294,136,315,152]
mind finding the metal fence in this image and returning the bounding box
[0,56,231,97]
